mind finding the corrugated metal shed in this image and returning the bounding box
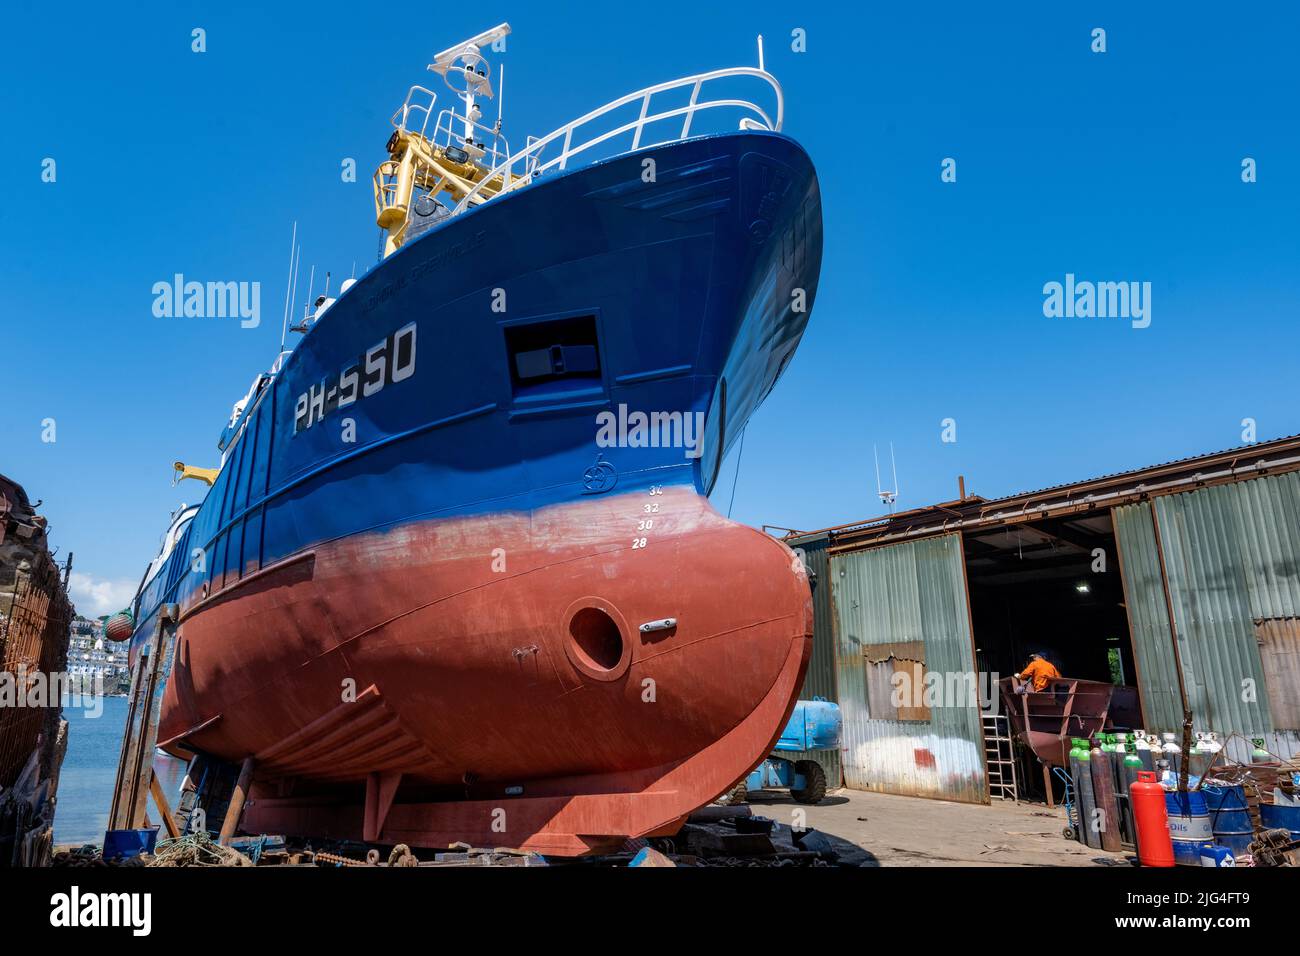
[829,533,986,803]
[785,533,841,786]
[1113,502,1183,731]
[1115,471,1300,761]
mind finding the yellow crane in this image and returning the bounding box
[373,25,514,258]
[173,461,218,487]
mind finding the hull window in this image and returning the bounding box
[504,314,602,400]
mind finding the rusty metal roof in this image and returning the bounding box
[784,433,1300,550]
[1000,433,1300,500]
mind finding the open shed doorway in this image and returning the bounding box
[962,511,1141,803]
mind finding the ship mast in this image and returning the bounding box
[372,23,512,259]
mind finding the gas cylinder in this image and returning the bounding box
[1076,746,1101,849]
[1130,770,1175,867]
[1121,747,1143,841]
[1122,744,1142,783]
[1066,738,1086,842]
[1190,732,1213,777]
[1111,735,1129,792]
[1089,740,1122,852]
[1134,730,1155,771]
[1198,732,1223,775]
[1162,732,1182,774]
[1108,736,1122,794]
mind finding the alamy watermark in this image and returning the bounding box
[152,274,260,328]
[1042,273,1151,329]
[595,404,706,459]
[891,669,1003,713]
[50,886,151,936]
[1,666,105,718]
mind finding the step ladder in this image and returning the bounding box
[982,713,1019,801]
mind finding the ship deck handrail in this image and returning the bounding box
[431,108,511,168]
[391,84,512,168]
[450,66,782,216]
[392,85,440,139]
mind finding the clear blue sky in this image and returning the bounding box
[2,2,1297,615]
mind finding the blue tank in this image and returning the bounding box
[775,698,842,753]
[736,699,842,805]
[1259,801,1300,841]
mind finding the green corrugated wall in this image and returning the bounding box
[1114,470,1300,750]
[829,533,987,803]
[786,533,841,786]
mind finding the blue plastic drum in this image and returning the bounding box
[1259,802,1300,841]
[1202,785,1253,857]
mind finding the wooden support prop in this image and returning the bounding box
[218,757,256,845]
[1042,763,1055,809]
[150,773,181,840]
[107,605,178,832]
[107,643,149,831]
[171,754,206,835]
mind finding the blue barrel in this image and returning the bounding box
[1259,802,1300,841]
[1202,785,1254,857]
[1165,790,1213,866]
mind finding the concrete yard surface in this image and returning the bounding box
[745,788,1133,867]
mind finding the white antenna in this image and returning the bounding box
[279,221,297,351]
[497,62,505,129]
[891,443,900,501]
[757,34,765,71]
[295,264,315,332]
[288,243,301,334]
[874,443,900,511]
[494,63,506,161]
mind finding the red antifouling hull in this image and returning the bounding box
[159,486,813,855]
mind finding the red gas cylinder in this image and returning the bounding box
[1130,770,1175,867]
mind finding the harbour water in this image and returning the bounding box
[52,695,187,846]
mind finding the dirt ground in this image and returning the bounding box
[745,787,1134,867]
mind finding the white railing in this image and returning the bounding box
[390,85,512,168]
[392,85,439,139]
[450,67,783,216]
[431,108,511,168]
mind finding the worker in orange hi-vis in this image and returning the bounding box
[1013,653,1060,694]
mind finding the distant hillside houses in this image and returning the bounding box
[67,615,129,694]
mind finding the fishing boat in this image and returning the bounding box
[120,24,823,855]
